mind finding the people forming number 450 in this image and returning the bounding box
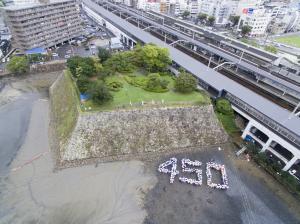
[158,157,229,190]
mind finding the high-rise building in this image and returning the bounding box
[2,0,83,51]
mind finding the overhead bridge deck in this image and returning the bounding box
[83,0,300,149]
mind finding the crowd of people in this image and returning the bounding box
[179,158,202,185]
[206,162,229,190]
[158,157,179,183]
[158,158,229,189]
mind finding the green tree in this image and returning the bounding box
[197,13,207,23]
[67,56,83,77]
[76,75,90,93]
[135,44,171,72]
[229,15,240,26]
[264,45,278,54]
[97,47,111,62]
[67,56,96,78]
[28,53,43,63]
[241,25,252,37]
[174,72,197,93]
[145,73,169,92]
[207,16,215,26]
[216,98,233,115]
[87,81,113,105]
[181,10,190,19]
[7,56,29,75]
[104,51,135,73]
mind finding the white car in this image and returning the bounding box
[64,55,70,59]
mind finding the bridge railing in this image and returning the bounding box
[225,92,300,149]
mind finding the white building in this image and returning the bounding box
[137,0,161,12]
[199,0,238,25]
[237,7,272,36]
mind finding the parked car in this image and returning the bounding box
[64,55,70,59]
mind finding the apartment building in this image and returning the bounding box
[3,0,83,51]
[238,7,272,36]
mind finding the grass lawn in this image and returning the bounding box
[275,35,300,48]
[82,72,210,111]
[216,112,239,136]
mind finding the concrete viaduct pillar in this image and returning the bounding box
[242,120,253,139]
[260,138,273,153]
[283,156,298,171]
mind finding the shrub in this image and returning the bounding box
[174,72,197,93]
[7,56,29,75]
[145,73,169,93]
[106,80,123,92]
[76,75,90,93]
[216,98,234,115]
[87,81,113,105]
[98,47,111,62]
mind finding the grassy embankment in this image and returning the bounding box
[50,71,80,145]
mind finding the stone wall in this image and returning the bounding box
[30,60,66,74]
[62,106,228,162]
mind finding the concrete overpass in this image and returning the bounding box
[82,0,300,175]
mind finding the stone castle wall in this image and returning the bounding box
[62,105,228,162]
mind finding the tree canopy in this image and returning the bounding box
[7,56,29,75]
[145,73,169,92]
[181,10,190,18]
[104,51,136,73]
[174,72,197,93]
[216,98,233,115]
[87,81,113,105]
[67,56,97,78]
[241,25,252,37]
[97,47,111,62]
[208,16,215,26]
[229,16,240,26]
[197,13,207,22]
[135,44,171,72]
